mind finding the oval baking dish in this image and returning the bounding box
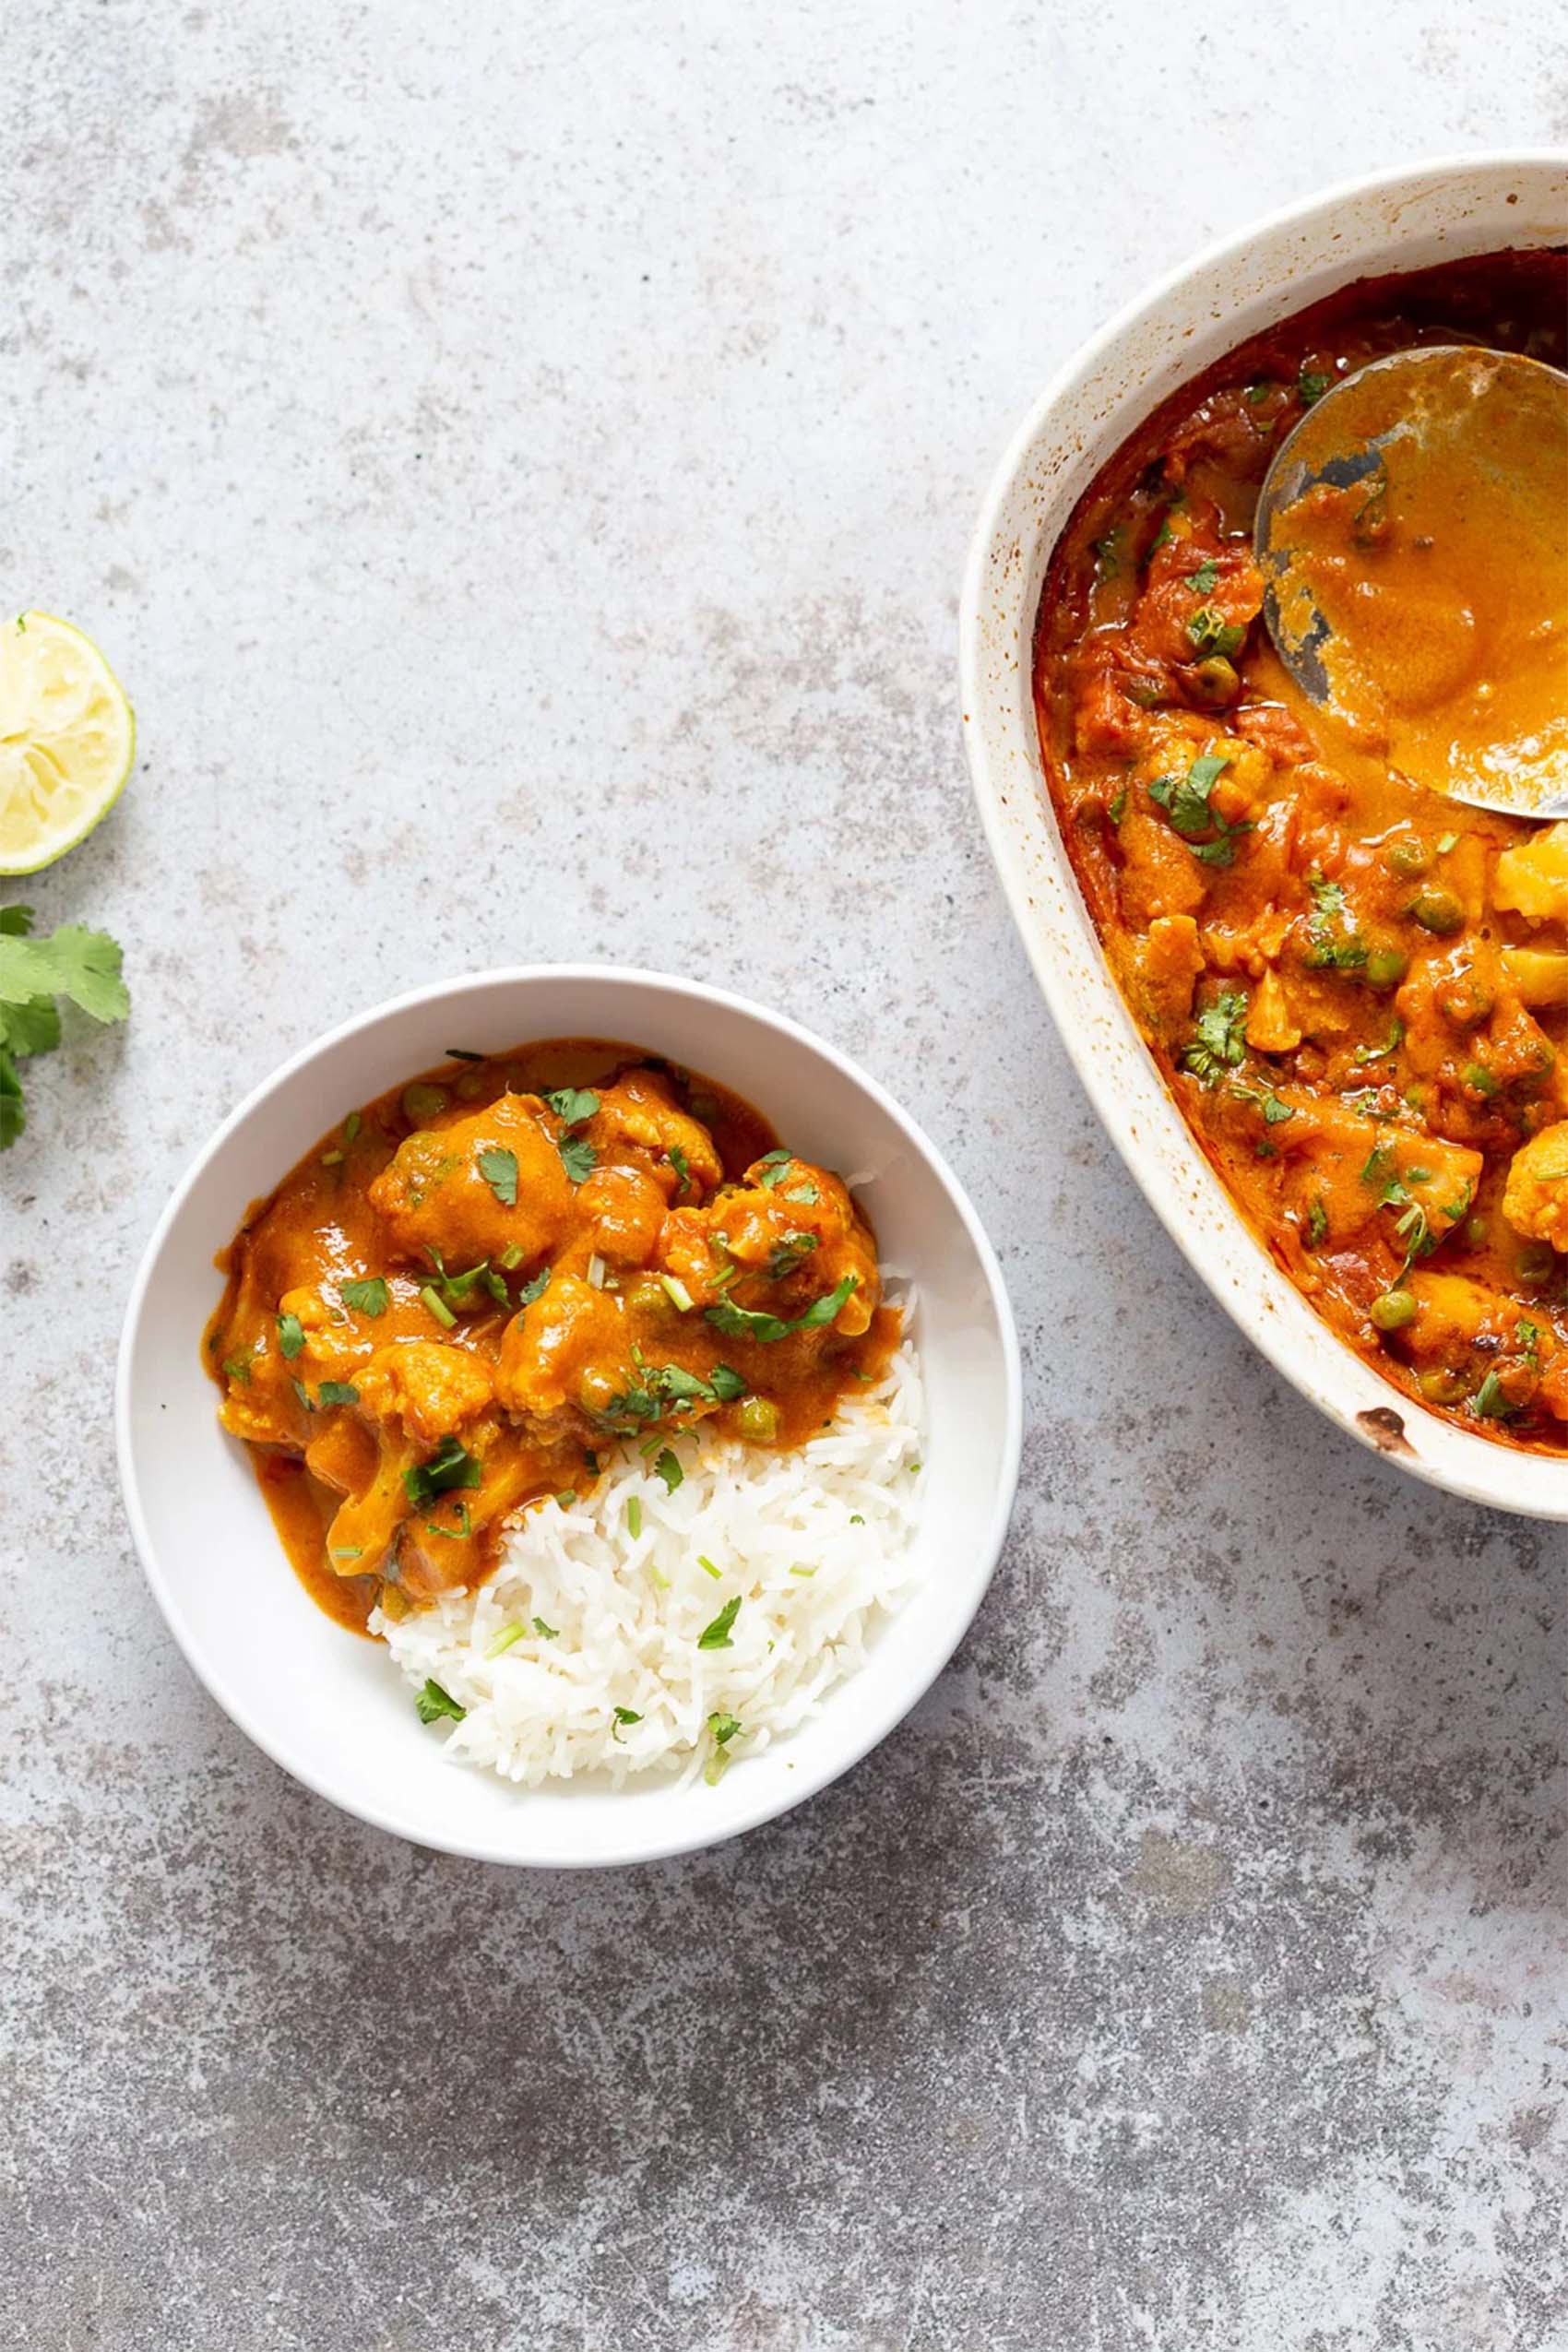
[960,151,1568,1519]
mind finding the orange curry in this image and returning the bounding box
[206,1040,896,1629]
[1034,251,1568,1452]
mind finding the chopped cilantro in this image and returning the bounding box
[1108,786,1128,826]
[1182,992,1249,1087]
[612,1705,642,1740]
[1303,872,1369,970]
[290,1377,314,1414]
[755,1148,794,1190]
[317,1381,360,1408]
[1473,1372,1516,1421]
[1353,1020,1404,1066]
[669,1143,691,1197]
[517,1265,552,1307]
[531,1615,560,1640]
[706,1272,859,1345]
[784,1182,820,1206]
[768,1230,819,1280]
[478,1146,518,1206]
[653,1448,683,1494]
[1298,366,1332,405]
[1243,379,1276,406]
[402,1435,482,1507]
[277,1312,305,1360]
[1184,558,1219,596]
[1307,1198,1329,1247]
[545,1087,600,1126]
[340,1277,388,1317]
[558,1134,597,1185]
[415,1679,466,1726]
[697,1596,741,1650]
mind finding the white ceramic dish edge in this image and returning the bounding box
[117,965,1023,1866]
[960,151,1568,1519]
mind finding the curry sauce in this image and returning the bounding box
[1034,251,1568,1452]
[206,1039,897,1629]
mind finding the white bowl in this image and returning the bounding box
[961,151,1568,1520]
[117,967,1021,1865]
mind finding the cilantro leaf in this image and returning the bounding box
[1183,559,1219,596]
[1181,993,1249,1087]
[478,1146,518,1206]
[0,1050,23,1150]
[316,1381,360,1408]
[1473,1371,1516,1421]
[1298,366,1332,406]
[669,1143,691,1197]
[558,1134,597,1185]
[340,1277,389,1317]
[708,1710,742,1747]
[768,1230,819,1280]
[0,995,61,1057]
[32,925,130,1023]
[517,1265,552,1308]
[402,1435,482,1507]
[0,905,34,936]
[545,1087,600,1127]
[653,1447,683,1493]
[705,1273,859,1345]
[0,934,56,1005]
[707,1364,748,1403]
[415,1679,467,1726]
[697,1596,741,1650]
[277,1312,305,1360]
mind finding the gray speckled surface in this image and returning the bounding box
[2,6,1564,2346]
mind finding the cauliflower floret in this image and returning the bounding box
[587,1069,723,1199]
[369,1091,574,1270]
[1494,822,1568,924]
[1502,1122,1568,1253]
[659,1154,879,1337]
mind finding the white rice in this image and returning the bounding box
[371,1324,924,1788]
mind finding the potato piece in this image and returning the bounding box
[1136,915,1206,1034]
[1494,821,1568,924]
[1502,1121,1568,1253]
[1503,945,1568,1008]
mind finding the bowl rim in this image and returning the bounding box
[958,148,1568,1519]
[115,962,1024,1866]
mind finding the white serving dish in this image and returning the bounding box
[960,152,1568,1519]
[117,967,1021,1865]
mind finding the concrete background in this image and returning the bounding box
[3,5,1564,2345]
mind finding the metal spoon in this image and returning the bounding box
[1254,344,1568,820]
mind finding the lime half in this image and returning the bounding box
[0,611,136,873]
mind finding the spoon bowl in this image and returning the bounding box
[1254,344,1568,819]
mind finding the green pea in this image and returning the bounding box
[1407,887,1464,936]
[1418,1366,1469,1407]
[1370,1289,1418,1332]
[1363,945,1409,989]
[1383,835,1431,878]
[1464,1213,1490,1248]
[736,1396,780,1442]
[1517,1241,1557,1286]
[401,1082,449,1123]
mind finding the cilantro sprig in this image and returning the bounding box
[1147,754,1251,868]
[0,908,130,1149]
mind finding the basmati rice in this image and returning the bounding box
[371,1326,924,1788]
